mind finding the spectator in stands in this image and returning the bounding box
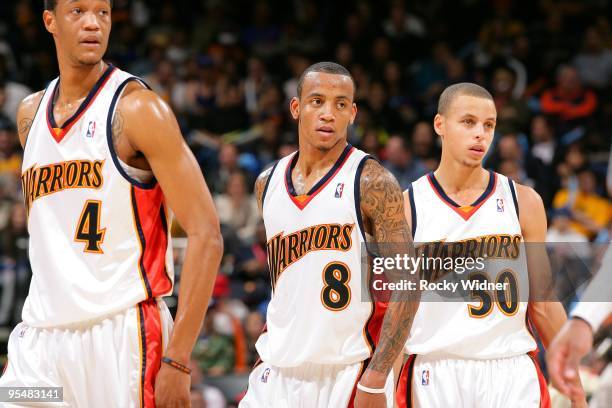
[382,135,427,190]
[491,67,530,135]
[540,65,598,132]
[189,360,227,408]
[244,311,265,367]
[572,26,612,90]
[0,56,31,126]
[552,167,611,240]
[0,117,20,179]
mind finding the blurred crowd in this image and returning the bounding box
[0,0,611,406]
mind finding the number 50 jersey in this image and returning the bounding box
[21,65,173,328]
[257,145,386,367]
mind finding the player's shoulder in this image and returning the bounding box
[117,82,168,114]
[513,182,544,211]
[16,90,46,147]
[359,157,398,188]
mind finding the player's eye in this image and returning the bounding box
[463,119,474,125]
[71,7,82,15]
[485,122,495,129]
[337,101,346,109]
[312,98,322,106]
[100,9,110,16]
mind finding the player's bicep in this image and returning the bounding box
[16,91,45,148]
[122,91,219,234]
[360,160,412,245]
[403,190,412,234]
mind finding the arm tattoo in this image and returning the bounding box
[18,118,33,142]
[254,167,272,213]
[360,159,420,375]
[111,108,124,149]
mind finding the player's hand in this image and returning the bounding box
[154,363,191,408]
[546,318,593,400]
[354,369,387,408]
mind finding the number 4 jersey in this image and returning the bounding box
[20,65,173,328]
[404,171,536,358]
[258,145,386,367]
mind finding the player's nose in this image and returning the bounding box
[319,102,335,121]
[82,11,102,31]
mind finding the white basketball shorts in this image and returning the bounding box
[0,298,173,407]
[396,353,550,408]
[239,359,395,408]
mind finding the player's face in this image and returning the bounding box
[43,0,111,66]
[434,95,497,168]
[290,72,357,152]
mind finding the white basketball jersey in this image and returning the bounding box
[20,65,174,328]
[404,171,537,358]
[257,145,386,367]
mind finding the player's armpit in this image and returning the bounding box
[16,90,45,148]
[118,88,223,364]
[358,159,420,385]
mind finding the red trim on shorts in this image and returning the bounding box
[528,352,551,408]
[132,185,173,298]
[396,355,416,408]
[347,359,368,408]
[138,299,163,408]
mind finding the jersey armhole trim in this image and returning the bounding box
[508,178,520,221]
[22,88,48,151]
[407,182,417,238]
[106,77,157,190]
[261,160,279,210]
[354,155,377,247]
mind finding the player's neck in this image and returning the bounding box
[295,140,348,176]
[56,60,107,103]
[434,159,488,194]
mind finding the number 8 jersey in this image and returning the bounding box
[257,145,386,367]
[20,65,174,328]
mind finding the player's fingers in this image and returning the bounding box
[547,343,572,395]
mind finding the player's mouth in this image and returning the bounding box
[316,125,335,137]
[80,37,101,48]
[468,144,486,156]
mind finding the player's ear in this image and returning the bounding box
[433,114,444,137]
[43,10,56,34]
[289,97,300,120]
[350,103,357,125]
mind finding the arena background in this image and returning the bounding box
[0,1,610,407]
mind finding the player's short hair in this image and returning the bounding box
[44,0,113,10]
[437,82,494,115]
[296,62,355,98]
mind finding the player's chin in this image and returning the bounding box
[76,53,104,66]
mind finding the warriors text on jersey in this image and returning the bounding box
[404,171,536,358]
[20,65,173,327]
[257,145,386,367]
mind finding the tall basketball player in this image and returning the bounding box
[239,62,420,407]
[0,1,223,407]
[395,83,586,407]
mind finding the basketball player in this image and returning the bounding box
[239,62,419,407]
[0,1,223,407]
[396,83,586,407]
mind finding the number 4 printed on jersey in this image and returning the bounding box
[74,200,106,253]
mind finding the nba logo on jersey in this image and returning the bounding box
[497,198,504,212]
[86,121,96,138]
[335,183,344,198]
[421,369,430,385]
[261,368,270,383]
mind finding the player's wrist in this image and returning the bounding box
[161,356,191,375]
[359,368,388,389]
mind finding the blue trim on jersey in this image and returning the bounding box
[509,178,520,220]
[354,155,373,243]
[106,77,157,190]
[261,160,279,209]
[407,182,417,238]
[427,169,495,207]
[48,63,115,129]
[285,143,353,196]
